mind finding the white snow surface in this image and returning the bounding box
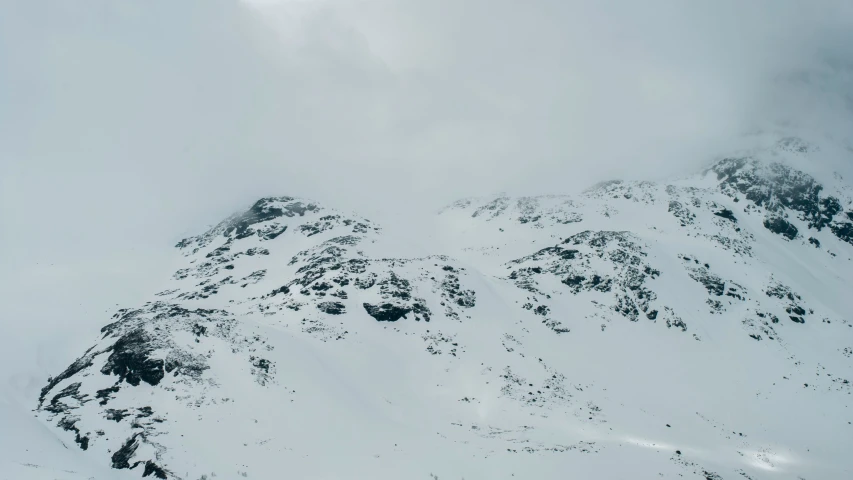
[7,135,853,479]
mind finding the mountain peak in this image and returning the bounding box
[35,153,853,479]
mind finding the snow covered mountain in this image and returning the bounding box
[34,135,853,479]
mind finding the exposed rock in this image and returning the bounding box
[317,301,346,315]
[764,217,799,240]
[714,208,737,223]
[363,303,411,322]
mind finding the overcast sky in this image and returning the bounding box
[1,0,853,397]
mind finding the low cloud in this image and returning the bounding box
[1,1,852,376]
[4,1,852,226]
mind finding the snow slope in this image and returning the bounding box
[30,134,853,479]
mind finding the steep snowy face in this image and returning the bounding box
[35,196,483,479]
[165,196,476,328]
[36,139,853,480]
[709,155,853,246]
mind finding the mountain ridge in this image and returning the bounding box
[33,135,853,480]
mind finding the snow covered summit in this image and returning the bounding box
[36,136,853,479]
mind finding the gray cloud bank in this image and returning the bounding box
[1,0,852,390]
[4,1,853,218]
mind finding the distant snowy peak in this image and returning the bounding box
[160,194,475,324]
[708,154,853,246]
[175,195,380,254]
[440,135,853,249]
[442,194,582,225]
